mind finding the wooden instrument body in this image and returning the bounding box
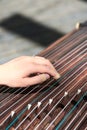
[0,23,87,130]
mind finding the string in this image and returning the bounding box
[47,92,87,130]
[0,87,28,108]
[15,106,37,130]
[5,55,87,128]
[0,86,7,91]
[2,46,85,119]
[17,67,85,128]
[54,92,87,130]
[1,38,86,109]
[4,57,87,129]
[65,68,87,93]
[35,93,77,130]
[0,85,42,126]
[65,103,87,130]
[0,88,22,104]
[4,30,87,128]
[40,62,86,103]
[1,42,84,107]
[24,83,86,130]
[33,83,87,130]
[45,35,87,63]
[53,40,86,66]
[0,85,40,116]
[0,88,22,103]
[44,29,86,58]
[0,87,10,94]
[58,48,86,71]
[74,112,87,130]
[84,126,87,130]
[52,69,86,100]
[5,57,87,130]
[49,36,87,63]
[84,127,87,130]
[15,63,86,129]
[13,44,86,109]
[24,96,64,130]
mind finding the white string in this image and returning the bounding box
[65,103,87,130]
[25,96,64,130]
[0,87,10,94]
[1,40,87,114]
[15,63,86,129]
[35,94,77,130]
[45,84,87,130]
[10,33,87,129]
[52,68,87,100]
[1,32,87,126]
[84,127,87,130]
[35,83,87,130]
[44,29,86,58]
[66,68,87,93]
[58,48,87,71]
[54,40,87,67]
[74,113,87,130]
[0,87,23,106]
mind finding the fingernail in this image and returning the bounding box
[42,74,50,82]
[55,73,61,79]
[46,74,50,79]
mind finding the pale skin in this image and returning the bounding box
[0,56,60,88]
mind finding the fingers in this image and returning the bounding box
[26,63,60,79]
[26,56,60,79]
[16,56,60,79]
[23,74,50,86]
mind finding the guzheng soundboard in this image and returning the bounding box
[0,22,87,130]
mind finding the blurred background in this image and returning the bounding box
[0,0,87,64]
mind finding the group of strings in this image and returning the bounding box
[0,27,87,130]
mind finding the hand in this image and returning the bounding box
[0,56,60,88]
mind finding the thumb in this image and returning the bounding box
[23,74,50,86]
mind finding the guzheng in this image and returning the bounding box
[0,22,87,130]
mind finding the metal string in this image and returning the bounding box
[0,87,29,109]
[24,82,87,130]
[6,56,87,130]
[25,96,64,130]
[35,93,77,130]
[0,88,13,101]
[44,35,87,64]
[1,34,86,106]
[2,42,85,114]
[0,85,40,116]
[0,87,9,94]
[0,87,23,107]
[43,29,86,58]
[84,126,87,130]
[74,112,87,130]
[40,62,86,103]
[0,86,6,91]
[33,82,87,130]
[64,103,87,130]
[47,92,87,130]
[53,40,86,67]
[1,38,85,112]
[4,30,87,129]
[15,63,86,129]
